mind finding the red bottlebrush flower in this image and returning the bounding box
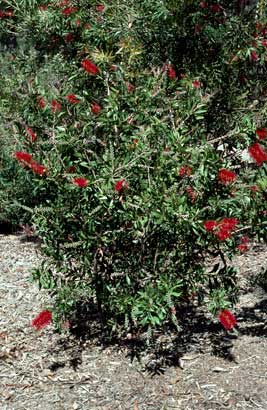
[67,165,76,173]
[66,94,80,104]
[262,40,267,47]
[75,19,81,26]
[248,143,267,165]
[32,310,52,330]
[256,128,267,140]
[192,80,201,88]
[166,64,176,79]
[218,168,237,184]
[91,102,101,115]
[62,6,78,16]
[218,310,236,331]
[84,23,91,30]
[30,161,46,176]
[200,1,207,8]
[115,179,128,193]
[64,32,74,43]
[38,5,48,11]
[204,220,217,232]
[194,24,202,34]
[250,185,258,193]
[205,217,238,241]
[25,127,37,142]
[37,96,46,109]
[81,58,99,75]
[237,236,249,253]
[210,4,222,13]
[0,10,13,18]
[96,4,105,12]
[14,151,32,164]
[238,243,248,253]
[216,228,231,241]
[178,165,193,177]
[215,217,238,241]
[126,82,135,93]
[51,99,61,113]
[220,217,238,231]
[186,186,197,203]
[250,50,259,62]
[73,177,88,188]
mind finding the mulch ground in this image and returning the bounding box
[0,234,266,410]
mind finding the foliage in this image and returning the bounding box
[1,0,267,337]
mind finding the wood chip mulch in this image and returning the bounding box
[0,234,266,410]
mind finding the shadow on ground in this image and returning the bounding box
[51,296,266,376]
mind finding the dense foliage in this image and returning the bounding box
[1,0,267,337]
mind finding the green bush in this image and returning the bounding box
[1,0,267,337]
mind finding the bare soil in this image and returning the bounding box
[0,234,266,410]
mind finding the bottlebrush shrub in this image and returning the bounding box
[2,0,267,337]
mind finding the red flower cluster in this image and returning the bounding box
[126,82,135,93]
[218,310,236,331]
[192,80,201,88]
[204,217,239,241]
[30,161,46,175]
[25,126,36,143]
[178,165,192,177]
[67,165,76,173]
[0,10,13,18]
[96,4,105,12]
[51,99,61,113]
[200,1,207,8]
[250,185,258,193]
[248,142,267,165]
[186,186,197,203]
[14,151,46,176]
[15,151,32,164]
[210,4,222,13]
[37,96,46,109]
[237,236,249,253]
[91,102,101,115]
[64,32,74,43]
[62,6,78,16]
[32,310,52,330]
[250,50,259,61]
[66,94,80,104]
[166,64,176,80]
[115,179,128,193]
[217,168,237,184]
[256,128,267,140]
[81,59,99,75]
[73,177,88,188]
